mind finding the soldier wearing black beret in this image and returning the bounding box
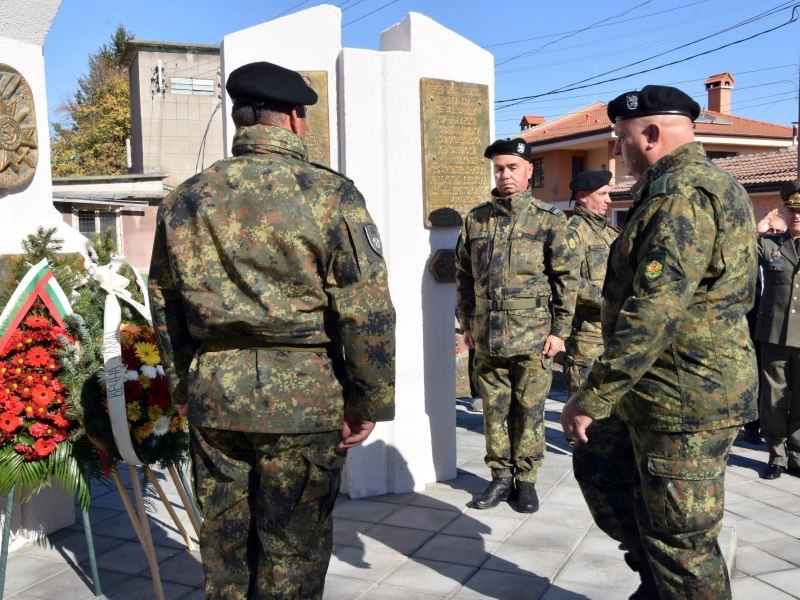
[563,170,618,404]
[563,84,758,599]
[150,61,396,598]
[456,137,578,513]
[754,178,800,484]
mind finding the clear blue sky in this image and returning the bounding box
[44,0,800,138]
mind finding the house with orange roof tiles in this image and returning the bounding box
[514,73,796,227]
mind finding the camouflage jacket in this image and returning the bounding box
[455,188,578,357]
[755,232,800,348]
[574,142,758,432]
[148,124,396,434]
[565,206,619,343]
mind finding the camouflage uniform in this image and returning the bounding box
[149,124,396,599]
[455,189,577,483]
[563,205,619,396]
[573,142,758,600]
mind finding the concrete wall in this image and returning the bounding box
[129,49,224,188]
[220,5,341,170]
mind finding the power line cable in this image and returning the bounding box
[485,0,712,48]
[196,101,223,174]
[270,0,312,20]
[496,3,800,109]
[496,0,655,66]
[342,0,368,11]
[343,0,399,26]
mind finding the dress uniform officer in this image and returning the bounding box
[563,170,619,396]
[456,138,578,513]
[148,61,396,599]
[561,85,757,599]
[754,179,800,479]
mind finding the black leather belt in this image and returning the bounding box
[474,297,549,311]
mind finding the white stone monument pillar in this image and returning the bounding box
[0,0,86,255]
[220,6,494,497]
[0,0,78,548]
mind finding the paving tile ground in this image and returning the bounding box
[4,379,798,599]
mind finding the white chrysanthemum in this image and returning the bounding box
[96,368,107,385]
[156,365,165,376]
[152,415,171,437]
[124,369,140,381]
[140,365,158,379]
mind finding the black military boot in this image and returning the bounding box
[625,553,660,599]
[515,481,539,513]
[470,477,513,509]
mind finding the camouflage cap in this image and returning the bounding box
[781,179,800,208]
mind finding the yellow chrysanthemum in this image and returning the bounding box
[126,403,142,421]
[135,422,154,441]
[138,374,151,389]
[134,341,161,366]
[147,406,163,421]
[120,332,137,346]
[169,415,187,433]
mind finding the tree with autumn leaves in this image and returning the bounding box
[50,25,134,176]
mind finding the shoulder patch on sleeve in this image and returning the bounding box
[568,215,583,229]
[536,201,564,217]
[364,224,384,257]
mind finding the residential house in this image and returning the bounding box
[516,73,796,227]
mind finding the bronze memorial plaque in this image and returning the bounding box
[298,71,331,167]
[0,64,38,190]
[420,78,490,228]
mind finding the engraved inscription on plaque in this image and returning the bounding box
[420,78,490,228]
[298,71,331,167]
[0,64,38,189]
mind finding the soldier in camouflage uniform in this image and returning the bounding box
[563,169,618,396]
[456,138,577,513]
[148,62,396,600]
[561,85,757,600]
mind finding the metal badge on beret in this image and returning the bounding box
[607,85,700,123]
[0,64,37,189]
[780,180,800,208]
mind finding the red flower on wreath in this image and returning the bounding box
[24,315,49,329]
[33,438,56,458]
[14,443,35,460]
[51,413,70,428]
[1,397,25,416]
[29,422,55,438]
[147,377,171,410]
[121,346,142,371]
[25,346,51,368]
[30,385,55,407]
[0,412,22,433]
[53,429,68,443]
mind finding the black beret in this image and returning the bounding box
[226,61,318,106]
[607,85,700,123]
[781,180,800,208]
[569,170,612,192]
[484,138,532,162]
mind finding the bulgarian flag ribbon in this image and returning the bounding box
[91,259,151,466]
[0,259,73,351]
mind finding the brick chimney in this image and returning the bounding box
[704,72,735,114]
[520,115,545,131]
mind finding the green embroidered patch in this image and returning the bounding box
[644,260,663,281]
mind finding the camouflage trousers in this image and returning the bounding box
[573,413,737,600]
[190,426,346,600]
[473,352,551,483]
[563,337,603,397]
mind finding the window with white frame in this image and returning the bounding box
[170,77,215,96]
[73,207,121,249]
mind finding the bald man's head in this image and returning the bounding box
[613,114,695,180]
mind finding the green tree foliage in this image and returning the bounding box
[50,25,134,176]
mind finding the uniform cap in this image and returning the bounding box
[607,85,700,123]
[569,170,612,192]
[484,138,532,162]
[226,61,318,106]
[780,180,800,208]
